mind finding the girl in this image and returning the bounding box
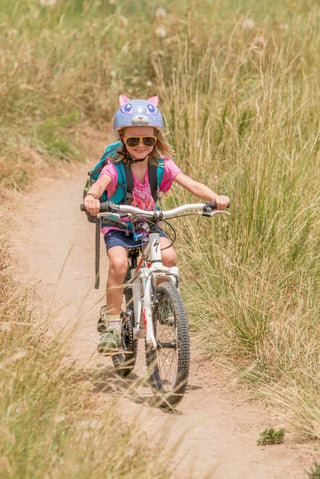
[84,95,230,354]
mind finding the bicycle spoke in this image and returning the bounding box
[146,282,190,407]
[158,349,178,387]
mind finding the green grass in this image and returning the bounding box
[257,428,285,446]
[307,462,320,479]
[2,0,320,471]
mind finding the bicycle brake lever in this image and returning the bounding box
[202,205,214,217]
[202,209,231,218]
[203,201,230,217]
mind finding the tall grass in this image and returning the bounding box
[156,3,320,438]
[2,0,320,452]
[0,245,168,478]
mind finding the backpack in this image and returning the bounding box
[83,141,165,224]
[83,141,165,289]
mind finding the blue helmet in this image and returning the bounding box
[113,95,164,130]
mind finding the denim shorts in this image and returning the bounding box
[104,229,165,251]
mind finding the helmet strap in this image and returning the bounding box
[127,155,148,163]
[120,138,156,163]
[122,146,150,163]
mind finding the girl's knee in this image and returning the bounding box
[160,237,177,267]
[162,248,177,267]
[109,257,127,275]
[108,249,128,278]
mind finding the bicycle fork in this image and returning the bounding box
[130,276,179,348]
[129,269,178,348]
[126,233,179,349]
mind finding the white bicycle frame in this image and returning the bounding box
[129,231,179,349]
[98,203,229,350]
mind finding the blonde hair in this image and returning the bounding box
[112,128,175,165]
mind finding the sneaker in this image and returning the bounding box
[97,317,107,333]
[165,315,175,327]
[97,328,121,355]
[97,305,107,333]
[159,311,175,327]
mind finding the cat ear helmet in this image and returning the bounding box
[113,95,164,130]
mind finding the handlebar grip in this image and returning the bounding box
[205,201,217,209]
[80,201,115,212]
[204,201,230,210]
[99,201,114,212]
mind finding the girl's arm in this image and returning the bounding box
[84,173,112,216]
[174,172,230,209]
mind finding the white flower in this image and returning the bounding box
[152,49,164,57]
[155,26,167,38]
[252,34,267,48]
[155,7,167,18]
[8,28,18,37]
[39,0,56,6]
[119,16,128,27]
[146,80,152,87]
[279,23,289,31]
[242,18,255,30]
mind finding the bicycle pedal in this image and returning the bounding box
[101,350,121,357]
[97,318,107,333]
[99,347,128,357]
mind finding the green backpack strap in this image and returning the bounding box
[122,163,134,204]
[149,158,164,202]
[89,141,122,179]
[85,141,122,204]
[157,158,165,188]
[108,162,133,204]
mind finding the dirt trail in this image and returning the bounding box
[8,137,316,478]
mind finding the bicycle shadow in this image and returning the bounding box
[75,363,155,405]
[93,364,148,399]
[75,363,201,414]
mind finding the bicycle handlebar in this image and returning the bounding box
[84,200,229,218]
[107,202,217,218]
[80,201,230,218]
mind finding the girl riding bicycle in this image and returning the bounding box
[84,95,230,355]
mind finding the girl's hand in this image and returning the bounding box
[84,193,100,216]
[214,195,230,210]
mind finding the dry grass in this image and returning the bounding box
[2,0,320,455]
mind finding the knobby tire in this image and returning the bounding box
[145,282,190,407]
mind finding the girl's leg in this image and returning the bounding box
[160,236,177,267]
[106,245,128,314]
[98,245,128,354]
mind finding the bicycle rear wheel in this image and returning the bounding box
[145,282,190,407]
[112,271,138,377]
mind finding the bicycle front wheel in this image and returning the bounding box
[145,282,190,407]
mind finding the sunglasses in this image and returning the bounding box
[123,136,157,147]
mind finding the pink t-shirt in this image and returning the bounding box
[100,157,181,234]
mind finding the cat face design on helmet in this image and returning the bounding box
[113,95,164,130]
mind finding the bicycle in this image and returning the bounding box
[85,200,230,407]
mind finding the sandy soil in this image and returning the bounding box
[7,132,318,479]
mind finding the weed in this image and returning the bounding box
[307,462,320,479]
[257,428,285,445]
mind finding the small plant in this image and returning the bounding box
[257,428,285,445]
[307,462,320,479]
